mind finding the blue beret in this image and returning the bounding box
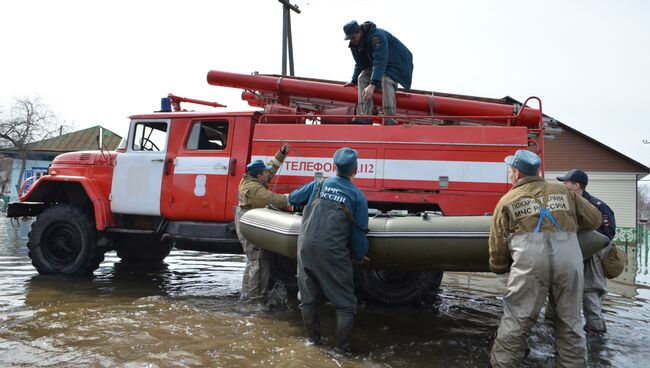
[557,169,588,186]
[504,149,541,176]
[246,160,273,175]
[334,147,358,175]
[343,20,360,40]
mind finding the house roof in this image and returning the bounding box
[545,119,650,174]
[426,93,649,174]
[23,125,122,152]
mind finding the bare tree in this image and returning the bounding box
[0,96,70,194]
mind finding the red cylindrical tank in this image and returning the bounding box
[207,70,541,127]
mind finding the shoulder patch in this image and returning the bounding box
[372,36,381,48]
[602,214,611,226]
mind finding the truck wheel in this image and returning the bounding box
[115,236,171,263]
[355,269,443,306]
[27,203,105,276]
[269,253,298,291]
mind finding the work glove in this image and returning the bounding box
[280,144,289,155]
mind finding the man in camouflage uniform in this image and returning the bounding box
[489,150,601,367]
[234,144,290,303]
[557,169,617,334]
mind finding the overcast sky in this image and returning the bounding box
[1,0,649,177]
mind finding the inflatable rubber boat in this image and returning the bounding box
[238,208,610,272]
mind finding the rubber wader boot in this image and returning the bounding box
[301,308,321,345]
[334,312,354,354]
[351,117,373,125]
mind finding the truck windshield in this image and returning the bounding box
[132,122,168,152]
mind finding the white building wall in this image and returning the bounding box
[545,171,638,228]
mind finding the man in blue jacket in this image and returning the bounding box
[343,20,413,125]
[288,147,369,354]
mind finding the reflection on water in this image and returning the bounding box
[1,217,649,367]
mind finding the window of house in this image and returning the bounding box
[186,121,229,150]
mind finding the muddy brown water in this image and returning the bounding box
[1,217,649,367]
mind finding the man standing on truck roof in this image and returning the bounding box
[288,147,370,354]
[343,20,413,126]
[234,144,290,305]
[556,169,617,334]
[488,150,601,367]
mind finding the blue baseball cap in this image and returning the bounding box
[343,20,360,40]
[247,160,273,175]
[334,147,358,175]
[557,169,588,186]
[504,149,541,176]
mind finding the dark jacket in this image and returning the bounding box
[349,21,414,89]
[583,191,617,240]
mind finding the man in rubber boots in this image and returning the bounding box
[288,147,369,353]
[343,20,413,126]
[489,150,601,367]
[557,169,616,334]
[235,144,290,304]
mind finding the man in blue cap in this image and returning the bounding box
[556,169,616,334]
[489,150,601,367]
[288,147,369,354]
[342,20,413,126]
[235,144,291,305]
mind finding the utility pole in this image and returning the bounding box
[279,0,300,76]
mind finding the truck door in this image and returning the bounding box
[162,118,237,221]
[111,119,170,216]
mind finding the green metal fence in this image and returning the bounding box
[614,225,648,244]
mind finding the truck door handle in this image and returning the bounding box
[164,158,173,176]
[229,158,237,176]
[151,159,164,162]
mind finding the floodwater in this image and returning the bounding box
[1,217,649,368]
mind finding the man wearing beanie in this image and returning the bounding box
[342,20,413,126]
[489,150,601,367]
[288,147,369,354]
[235,144,290,305]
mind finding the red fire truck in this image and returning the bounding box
[8,70,543,305]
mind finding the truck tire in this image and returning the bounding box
[355,269,443,306]
[269,253,298,291]
[115,236,172,263]
[27,203,105,276]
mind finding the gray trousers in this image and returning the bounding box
[491,232,587,368]
[234,206,270,302]
[297,199,357,315]
[545,243,610,332]
[357,69,398,117]
[582,243,611,332]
